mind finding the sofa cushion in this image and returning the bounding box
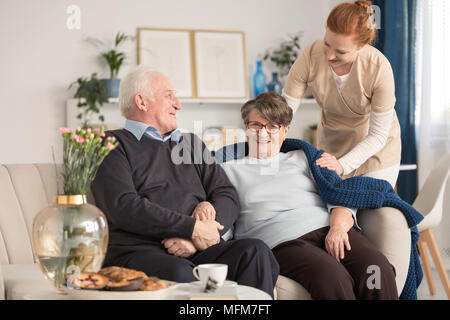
[275,275,311,300]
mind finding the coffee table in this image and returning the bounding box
[5,264,271,300]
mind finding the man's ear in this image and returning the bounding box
[135,94,148,112]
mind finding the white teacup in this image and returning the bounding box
[192,263,228,286]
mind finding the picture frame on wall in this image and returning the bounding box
[137,28,195,98]
[193,30,249,99]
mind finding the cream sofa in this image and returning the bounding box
[0,163,411,300]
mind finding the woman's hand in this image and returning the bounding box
[325,226,351,261]
[316,153,344,176]
[326,207,354,261]
[162,238,197,258]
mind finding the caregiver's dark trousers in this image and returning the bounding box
[272,226,399,300]
[103,238,280,298]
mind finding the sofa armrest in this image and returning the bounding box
[356,207,411,296]
[0,264,5,300]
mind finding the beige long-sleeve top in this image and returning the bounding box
[283,40,401,178]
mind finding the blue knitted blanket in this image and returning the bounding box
[214,138,424,300]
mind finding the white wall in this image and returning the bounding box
[0,0,336,164]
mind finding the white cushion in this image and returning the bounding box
[275,275,311,300]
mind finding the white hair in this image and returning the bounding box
[119,65,162,118]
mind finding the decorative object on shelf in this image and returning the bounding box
[309,123,318,148]
[221,126,246,147]
[202,127,224,152]
[69,73,109,129]
[138,28,194,98]
[267,72,282,95]
[100,32,132,98]
[253,60,266,97]
[31,127,118,294]
[193,30,248,99]
[263,31,303,80]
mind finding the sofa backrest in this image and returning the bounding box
[0,164,95,265]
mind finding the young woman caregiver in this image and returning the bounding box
[282,1,401,188]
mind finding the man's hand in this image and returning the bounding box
[162,238,197,258]
[191,219,224,251]
[192,201,216,221]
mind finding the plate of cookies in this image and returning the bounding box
[65,266,178,300]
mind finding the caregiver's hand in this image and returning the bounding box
[316,153,344,176]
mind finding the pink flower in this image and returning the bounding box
[107,142,115,150]
[59,127,71,134]
[73,135,85,144]
[94,128,101,135]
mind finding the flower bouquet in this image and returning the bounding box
[59,126,118,194]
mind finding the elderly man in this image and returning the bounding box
[91,66,279,297]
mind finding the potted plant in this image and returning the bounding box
[70,73,109,129]
[263,31,314,98]
[100,32,132,98]
[263,31,303,78]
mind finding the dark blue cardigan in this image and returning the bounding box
[214,138,424,300]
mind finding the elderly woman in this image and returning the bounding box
[220,92,398,300]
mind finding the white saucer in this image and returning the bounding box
[191,280,237,287]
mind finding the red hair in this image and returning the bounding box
[327,1,377,47]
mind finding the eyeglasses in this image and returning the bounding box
[245,121,282,134]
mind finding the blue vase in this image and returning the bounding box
[253,61,266,97]
[100,79,120,98]
[267,72,282,95]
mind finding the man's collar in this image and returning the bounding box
[124,119,182,143]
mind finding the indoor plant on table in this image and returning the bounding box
[31,127,118,293]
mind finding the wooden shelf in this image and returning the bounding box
[100,97,318,105]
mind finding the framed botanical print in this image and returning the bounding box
[193,30,249,99]
[138,28,195,98]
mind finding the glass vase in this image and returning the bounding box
[267,72,282,95]
[253,60,266,97]
[31,195,108,294]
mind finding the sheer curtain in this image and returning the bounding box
[415,0,450,269]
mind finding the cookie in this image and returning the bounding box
[69,272,109,290]
[140,277,167,291]
[99,266,148,282]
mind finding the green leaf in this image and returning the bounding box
[260,31,303,73]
